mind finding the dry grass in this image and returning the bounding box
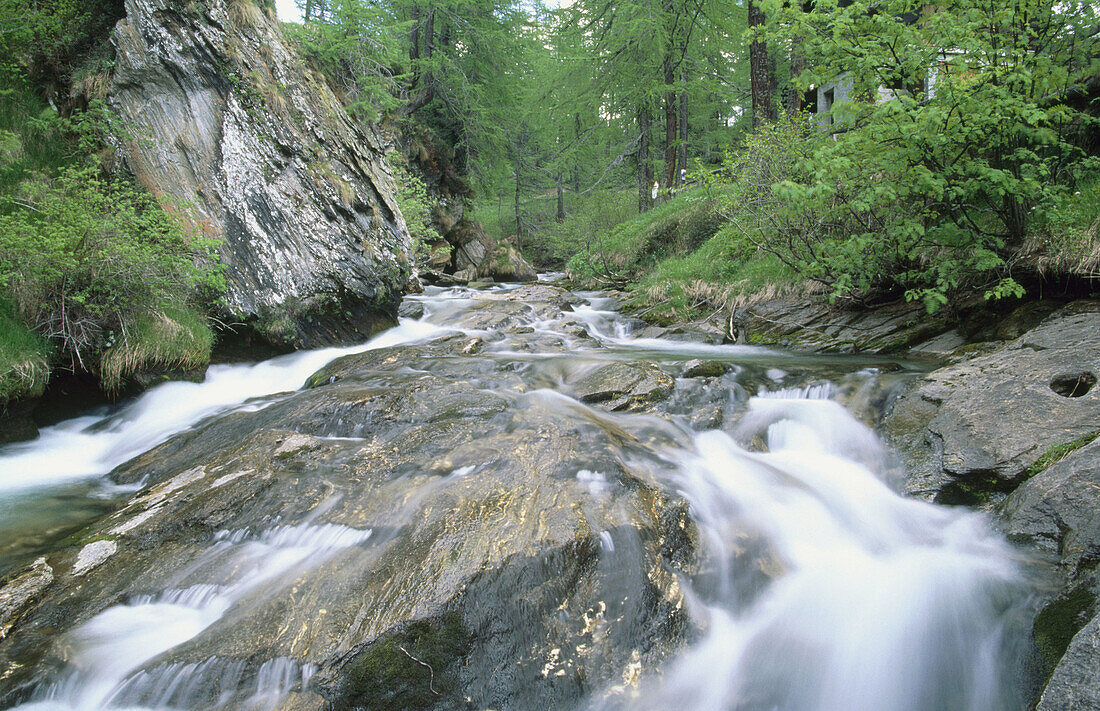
[98,308,213,392]
[1023,215,1100,280]
[71,70,110,102]
[228,0,266,29]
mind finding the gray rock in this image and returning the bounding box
[397,300,425,320]
[909,329,967,358]
[1001,440,1100,563]
[682,359,730,378]
[883,302,1100,504]
[71,540,117,577]
[1037,613,1100,711]
[0,558,52,640]
[737,298,944,353]
[109,0,413,349]
[570,362,674,411]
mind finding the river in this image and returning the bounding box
[0,280,1034,710]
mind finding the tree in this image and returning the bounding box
[751,0,1100,309]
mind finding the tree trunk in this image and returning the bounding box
[663,58,677,195]
[748,0,776,127]
[678,73,688,185]
[787,35,804,116]
[556,172,565,222]
[514,145,523,247]
[637,100,653,212]
[409,4,420,66]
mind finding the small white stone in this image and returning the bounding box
[72,540,117,577]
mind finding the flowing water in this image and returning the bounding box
[0,281,1033,711]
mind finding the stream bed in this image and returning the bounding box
[0,281,1035,711]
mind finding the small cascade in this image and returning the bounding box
[0,320,449,497]
[598,388,1029,711]
[14,521,371,711]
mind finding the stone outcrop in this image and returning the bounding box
[882,302,1100,504]
[108,0,414,349]
[1000,440,1100,708]
[734,297,944,353]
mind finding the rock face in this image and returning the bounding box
[882,302,1100,504]
[735,297,944,353]
[108,0,414,349]
[1001,440,1100,707]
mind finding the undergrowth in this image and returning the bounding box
[98,306,214,392]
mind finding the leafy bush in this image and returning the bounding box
[0,163,222,371]
[758,0,1099,312]
[387,151,437,261]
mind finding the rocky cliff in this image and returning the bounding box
[108,0,414,349]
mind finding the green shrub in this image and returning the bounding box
[387,151,437,262]
[760,0,1099,312]
[0,298,52,404]
[0,162,222,372]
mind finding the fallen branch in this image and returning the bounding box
[398,646,441,696]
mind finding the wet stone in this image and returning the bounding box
[682,359,730,379]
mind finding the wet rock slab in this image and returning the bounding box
[0,288,697,710]
[883,302,1100,505]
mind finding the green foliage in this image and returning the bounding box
[566,187,733,284]
[0,62,222,391]
[756,0,1099,311]
[1029,171,1100,277]
[0,162,223,370]
[387,151,435,256]
[284,0,405,120]
[0,298,52,404]
[0,0,125,91]
[477,189,637,268]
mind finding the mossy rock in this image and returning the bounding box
[1033,583,1097,679]
[336,613,472,711]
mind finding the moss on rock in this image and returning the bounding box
[337,613,472,711]
[1033,584,1097,680]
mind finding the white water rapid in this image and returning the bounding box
[603,389,1028,711]
[0,320,448,495]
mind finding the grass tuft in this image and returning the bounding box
[228,0,266,29]
[0,299,52,405]
[1022,431,1100,480]
[98,306,214,392]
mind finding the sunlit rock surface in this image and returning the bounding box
[109,0,414,349]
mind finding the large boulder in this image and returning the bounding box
[108,0,414,349]
[1000,441,1100,701]
[0,300,694,710]
[882,302,1100,504]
